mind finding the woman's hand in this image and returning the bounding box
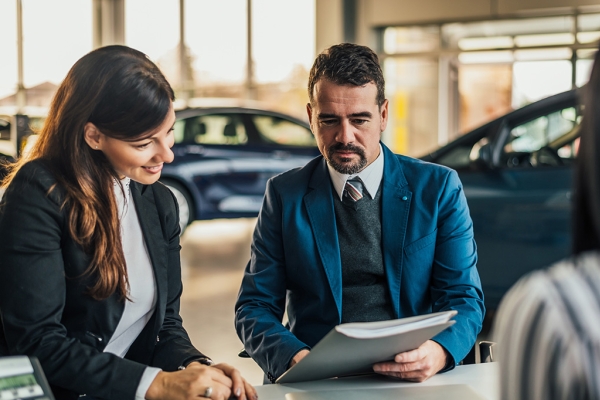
[145,362,257,400]
[212,363,257,400]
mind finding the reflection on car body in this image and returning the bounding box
[160,106,319,231]
[422,88,581,316]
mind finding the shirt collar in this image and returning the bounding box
[327,144,384,200]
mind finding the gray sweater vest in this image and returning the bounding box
[334,186,395,323]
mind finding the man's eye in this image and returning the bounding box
[353,119,367,125]
[321,119,337,126]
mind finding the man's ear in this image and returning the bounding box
[83,122,103,150]
[306,103,315,136]
[379,99,389,133]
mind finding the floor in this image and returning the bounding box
[179,218,265,385]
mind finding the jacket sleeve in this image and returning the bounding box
[0,164,145,399]
[234,179,309,381]
[148,183,206,370]
[429,169,485,368]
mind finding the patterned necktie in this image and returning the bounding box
[343,177,364,204]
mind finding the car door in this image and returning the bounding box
[457,103,580,311]
[163,109,317,222]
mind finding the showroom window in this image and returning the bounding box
[381,12,599,158]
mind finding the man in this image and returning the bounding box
[235,43,484,384]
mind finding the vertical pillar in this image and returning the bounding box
[315,0,344,54]
[92,0,125,49]
[16,0,25,114]
[246,0,256,99]
[343,0,356,43]
[178,0,193,102]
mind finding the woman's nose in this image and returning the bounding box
[157,140,174,164]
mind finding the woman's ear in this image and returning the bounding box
[83,122,103,150]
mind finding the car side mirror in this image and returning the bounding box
[469,138,492,169]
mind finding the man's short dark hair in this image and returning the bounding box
[308,43,386,107]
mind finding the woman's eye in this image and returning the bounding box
[136,142,151,149]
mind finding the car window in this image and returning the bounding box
[175,114,248,145]
[503,107,580,166]
[251,115,315,146]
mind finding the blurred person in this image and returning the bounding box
[494,43,600,400]
[235,43,485,383]
[0,45,257,400]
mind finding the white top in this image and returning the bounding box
[493,250,600,400]
[104,178,161,399]
[327,144,384,200]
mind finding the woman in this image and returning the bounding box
[0,45,257,400]
[493,43,600,400]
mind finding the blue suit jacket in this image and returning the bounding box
[235,144,484,382]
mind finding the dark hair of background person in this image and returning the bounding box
[572,43,600,255]
[1,45,175,301]
[307,42,386,107]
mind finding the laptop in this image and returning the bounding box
[284,384,487,400]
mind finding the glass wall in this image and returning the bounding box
[0,0,92,110]
[126,0,315,121]
[382,12,600,157]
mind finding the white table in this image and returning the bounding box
[254,363,499,400]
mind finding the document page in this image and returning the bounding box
[335,311,457,339]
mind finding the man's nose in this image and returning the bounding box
[336,120,355,143]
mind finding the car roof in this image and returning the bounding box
[175,105,310,128]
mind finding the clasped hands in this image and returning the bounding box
[146,362,257,400]
[291,340,447,383]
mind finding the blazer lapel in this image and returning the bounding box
[130,183,168,326]
[304,159,343,319]
[380,144,411,318]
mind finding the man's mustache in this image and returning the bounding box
[328,143,365,155]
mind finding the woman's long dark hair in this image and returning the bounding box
[2,45,175,300]
[573,43,600,254]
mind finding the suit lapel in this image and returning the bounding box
[304,159,343,319]
[130,182,168,327]
[380,144,411,318]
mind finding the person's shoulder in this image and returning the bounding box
[397,153,454,171]
[389,152,458,185]
[2,159,65,207]
[13,159,55,182]
[501,252,599,313]
[10,159,61,194]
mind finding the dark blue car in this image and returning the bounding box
[422,89,581,316]
[160,106,319,230]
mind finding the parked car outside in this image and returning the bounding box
[161,104,319,231]
[421,88,581,317]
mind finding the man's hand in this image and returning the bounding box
[372,340,448,382]
[289,349,310,368]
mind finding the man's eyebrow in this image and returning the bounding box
[317,112,373,119]
[349,112,372,118]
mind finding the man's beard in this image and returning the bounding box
[326,143,367,175]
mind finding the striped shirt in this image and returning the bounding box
[493,251,600,400]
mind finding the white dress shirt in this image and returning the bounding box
[105,178,161,399]
[327,144,385,200]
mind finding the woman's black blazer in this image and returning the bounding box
[0,160,206,399]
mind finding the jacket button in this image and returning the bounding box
[402,196,408,201]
